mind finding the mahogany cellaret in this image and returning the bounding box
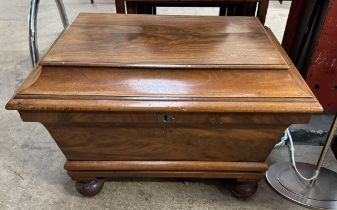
[6,13,322,197]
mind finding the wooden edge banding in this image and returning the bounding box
[64,161,268,172]
[41,61,289,70]
[6,99,323,113]
[5,66,42,110]
[17,110,311,125]
[264,27,292,65]
[15,66,42,94]
[5,23,70,111]
[260,24,288,68]
[67,170,265,181]
[264,26,323,108]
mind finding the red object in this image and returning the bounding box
[306,0,337,112]
[282,0,305,58]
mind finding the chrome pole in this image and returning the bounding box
[29,0,40,66]
[310,114,337,185]
[124,0,128,14]
[29,0,69,66]
[54,0,69,28]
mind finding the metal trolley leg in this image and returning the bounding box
[29,0,40,66]
[29,0,69,66]
[55,0,69,28]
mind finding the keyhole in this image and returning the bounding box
[163,115,168,123]
[157,114,175,124]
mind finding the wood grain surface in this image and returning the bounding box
[6,15,322,113]
[5,14,322,187]
[44,124,285,161]
[42,13,288,69]
[19,111,310,125]
[19,111,309,163]
[15,67,311,98]
[67,170,266,181]
[6,65,322,112]
[64,161,267,171]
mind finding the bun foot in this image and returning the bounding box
[75,179,104,197]
[230,180,258,198]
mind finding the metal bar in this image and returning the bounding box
[310,114,337,185]
[54,0,69,28]
[29,0,69,67]
[29,0,40,66]
[124,0,128,14]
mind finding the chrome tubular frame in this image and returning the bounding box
[55,0,69,28]
[29,0,40,66]
[29,0,69,66]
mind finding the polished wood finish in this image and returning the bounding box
[65,161,268,171]
[7,66,321,112]
[44,125,284,161]
[19,112,308,162]
[19,111,311,125]
[116,0,269,24]
[6,14,322,198]
[68,171,265,181]
[42,14,287,69]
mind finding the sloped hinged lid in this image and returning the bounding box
[6,13,322,113]
[42,13,288,69]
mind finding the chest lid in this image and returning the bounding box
[42,13,288,70]
[6,13,322,113]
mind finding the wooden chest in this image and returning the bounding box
[6,13,322,197]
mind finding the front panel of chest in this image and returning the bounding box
[20,111,309,162]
